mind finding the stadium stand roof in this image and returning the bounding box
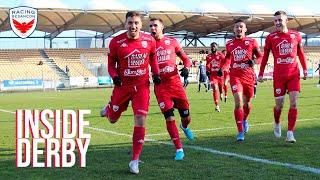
[1,8,320,38]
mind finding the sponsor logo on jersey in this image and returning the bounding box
[276,57,294,64]
[124,69,147,76]
[120,42,127,48]
[156,46,171,63]
[276,40,293,56]
[141,40,148,48]
[232,46,246,61]
[125,49,147,68]
[160,66,174,73]
[232,62,249,69]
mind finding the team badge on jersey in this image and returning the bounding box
[10,6,38,39]
[112,105,119,112]
[141,41,148,48]
[290,34,295,39]
[275,88,281,94]
[164,39,170,45]
[245,41,250,45]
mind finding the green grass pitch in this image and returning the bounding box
[0,79,320,179]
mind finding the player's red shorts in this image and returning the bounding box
[106,82,150,120]
[230,76,254,98]
[210,75,224,87]
[154,76,189,113]
[273,74,300,98]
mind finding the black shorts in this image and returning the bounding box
[199,75,207,83]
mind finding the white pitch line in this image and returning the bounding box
[2,109,320,174]
[146,118,320,137]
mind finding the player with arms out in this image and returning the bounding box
[149,18,194,160]
[221,19,262,141]
[100,11,161,174]
[206,42,225,112]
[258,11,307,143]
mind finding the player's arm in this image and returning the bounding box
[258,36,271,82]
[205,55,211,76]
[149,39,161,84]
[221,51,231,71]
[107,40,122,86]
[297,35,308,80]
[253,39,263,65]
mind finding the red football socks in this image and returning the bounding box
[234,108,244,132]
[166,120,182,149]
[288,108,298,131]
[132,126,145,160]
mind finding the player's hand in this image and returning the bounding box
[113,76,122,86]
[217,68,223,77]
[257,76,264,83]
[303,70,308,80]
[180,67,189,77]
[206,71,210,77]
[247,59,254,67]
[153,74,161,85]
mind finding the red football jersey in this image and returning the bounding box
[259,30,307,78]
[155,36,191,80]
[224,37,262,82]
[206,52,225,74]
[108,32,159,86]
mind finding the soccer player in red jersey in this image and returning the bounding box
[206,42,225,112]
[101,11,160,174]
[149,18,194,160]
[258,11,308,143]
[221,49,230,102]
[221,19,262,141]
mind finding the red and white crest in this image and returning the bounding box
[10,6,37,39]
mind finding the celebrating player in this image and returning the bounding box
[258,11,308,143]
[100,11,160,174]
[221,19,262,141]
[149,18,194,160]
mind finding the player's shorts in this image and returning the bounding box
[210,75,224,87]
[199,74,207,83]
[230,76,254,98]
[154,77,189,113]
[106,82,150,120]
[273,74,300,98]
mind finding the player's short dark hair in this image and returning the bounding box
[210,42,218,47]
[234,19,245,24]
[274,11,287,16]
[125,11,141,20]
[149,17,164,24]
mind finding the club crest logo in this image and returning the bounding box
[275,88,281,94]
[164,39,170,45]
[245,41,249,45]
[112,105,119,112]
[141,41,147,48]
[10,6,37,39]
